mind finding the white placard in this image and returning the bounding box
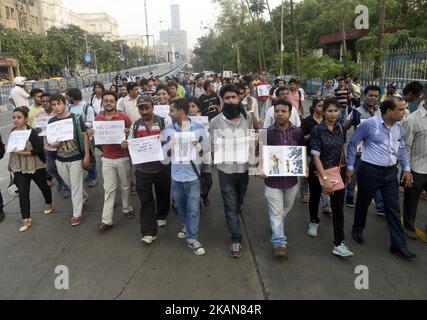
[357,119,368,153]
[262,146,307,177]
[214,136,250,164]
[223,71,233,78]
[93,120,126,145]
[6,130,32,153]
[189,116,209,130]
[154,105,172,127]
[46,118,74,144]
[257,85,271,97]
[128,135,164,165]
[154,105,170,118]
[173,132,197,163]
[35,115,55,137]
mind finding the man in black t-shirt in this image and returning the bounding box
[199,80,221,121]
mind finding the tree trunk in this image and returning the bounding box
[341,20,348,71]
[290,0,300,76]
[264,0,281,55]
[374,0,386,81]
[236,43,242,74]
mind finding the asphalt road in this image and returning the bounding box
[0,98,426,300]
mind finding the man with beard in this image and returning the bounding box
[209,84,254,258]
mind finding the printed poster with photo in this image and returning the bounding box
[262,146,307,177]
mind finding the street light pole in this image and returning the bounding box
[144,0,151,73]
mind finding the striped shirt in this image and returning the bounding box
[403,104,427,174]
[334,87,351,108]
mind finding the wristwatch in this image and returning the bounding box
[322,175,328,181]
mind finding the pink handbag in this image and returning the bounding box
[318,166,345,191]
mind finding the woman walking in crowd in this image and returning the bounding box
[308,97,353,257]
[8,107,53,232]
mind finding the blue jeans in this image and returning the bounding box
[172,179,201,241]
[218,170,249,244]
[265,184,299,248]
[346,154,384,210]
[46,151,70,192]
[338,106,348,125]
[87,162,97,180]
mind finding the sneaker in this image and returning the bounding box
[345,200,355,208]
[333,242,354,257]
[230,243,242,258]
[157,219,167,227]
[88,179,98,188]
[177,226,187,239]
[124,207,135,220]
[71,217,82,226]
[141,236,157,244]
[97,223,113,232]
[273,246,288,258]
[376,210,385,217]
[307,222,319,237]
[187,240,206,256]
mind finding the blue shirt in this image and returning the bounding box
[164,120,209,182]
[347,115,410,172]
[310,122,345,170]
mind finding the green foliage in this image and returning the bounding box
[194,0,427,79]
[0,25,147,79]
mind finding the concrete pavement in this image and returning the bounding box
[0,157,426,300]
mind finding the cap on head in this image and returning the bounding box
[14,76,26,86]
[137,95,154,107]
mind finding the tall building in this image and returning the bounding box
[1,0,45,34]
[159,3,188,61]
[123,34,144,48]
[79,13,119,41]
[170,4,180,30]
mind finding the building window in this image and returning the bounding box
[10,8,15,19]
[6,6,11,19]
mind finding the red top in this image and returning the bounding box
[95,111,132,159]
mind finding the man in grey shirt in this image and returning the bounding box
[209,84,253,259]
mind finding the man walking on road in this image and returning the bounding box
[209,84,254,258]
[95,91,134,232]
[347,98,416,259]
[402,84,427,240]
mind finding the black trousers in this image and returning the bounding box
[14,168,52,219]
[308,168,346,246]
[353,162,406,249]
[403,171,427,232]
[136,168,171,237]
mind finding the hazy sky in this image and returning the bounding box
[63,0,283,49]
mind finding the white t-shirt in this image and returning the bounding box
[263,106,301,128]
[9,86,30,107]
[298,88,305,101]
[119,96,140,123]
[91,96,103,114]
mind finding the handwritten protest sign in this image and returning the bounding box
[35,115,55,137]
[128,135,164,165]
[6,130,32,153]
[93,120,126,145]
[46,118,74,144]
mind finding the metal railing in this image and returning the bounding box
[0,62,182,106]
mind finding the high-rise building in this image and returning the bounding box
[170,4,180,30]
[159,3,188,61]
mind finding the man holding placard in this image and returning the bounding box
[94,91,134,232]
[123,95,170,244]
[260,100,305,259]
[255,74,271,121]
[164,98,208,255]
[48,94,91,227]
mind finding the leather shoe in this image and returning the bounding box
[390,247,417,259]
[352,230,365,244]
